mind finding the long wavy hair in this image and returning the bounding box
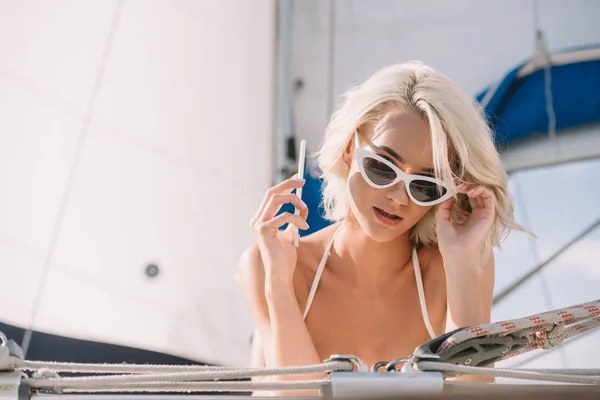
[315,61,524,257]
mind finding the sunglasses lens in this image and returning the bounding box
[409,180,447,203]
[363,156,396,185]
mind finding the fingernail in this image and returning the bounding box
[457,182,465,189]
[467,188,475,195]
[301,200,307,208]
[305,222,310,229]
[296,178,305,183]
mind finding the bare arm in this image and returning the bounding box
[436,182,499,384]
[239,244,323,396]
[444,251,496,383]
[265,274,322,368]
[444,252,494,331]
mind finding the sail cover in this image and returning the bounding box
[477,44,600,172]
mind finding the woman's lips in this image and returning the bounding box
[374,207,403,226]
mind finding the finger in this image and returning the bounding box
[285,203,310,232]
[466,188,481,210]
[455,180,475,194]
[251,176,303,224]
[476,196,484,209]
[466,186,492,209]
[300,205,309,221]
[250,177,305,227]
[436,196,455,224]
[456,183,477,207]
[479,187,495,210]
[259,193,308,223]
[258,212,309,238]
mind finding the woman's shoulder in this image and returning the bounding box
[416,243,445,277]
[237,242,265,298]
[296,223,342,275]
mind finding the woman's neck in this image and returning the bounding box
[328,217,415,291]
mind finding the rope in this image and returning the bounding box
[539,32,557,142]
[23,361,351,390]
[518,368,600,376]
[6,299,599,392]
[510,325,599,368]
[22,360,351,375]
[55,379,329,393]
[417,361,600,385]
[21,360,236,373]
[500,316,600,360]
[436,298,600,361]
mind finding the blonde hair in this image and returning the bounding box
[315,61,523,257]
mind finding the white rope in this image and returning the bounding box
[417,361,600,385]
[56,379,329,393]
[518,368,600,376]
[538,30,557,143]
[22,359,351,375]
[533,18,558,150]
[24,361,351,390]
[21,360,235,373]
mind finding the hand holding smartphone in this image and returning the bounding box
[294,140,307,247]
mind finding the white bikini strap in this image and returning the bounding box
[413,247,437,339]
[302,224,344,320]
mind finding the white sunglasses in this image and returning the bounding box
[354,132,454,206]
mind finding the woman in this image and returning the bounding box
[238,61,522,394]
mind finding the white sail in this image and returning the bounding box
[0,0,275,367]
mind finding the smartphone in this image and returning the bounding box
[294,140,307,247]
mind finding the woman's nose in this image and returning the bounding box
[387,180,409,205]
